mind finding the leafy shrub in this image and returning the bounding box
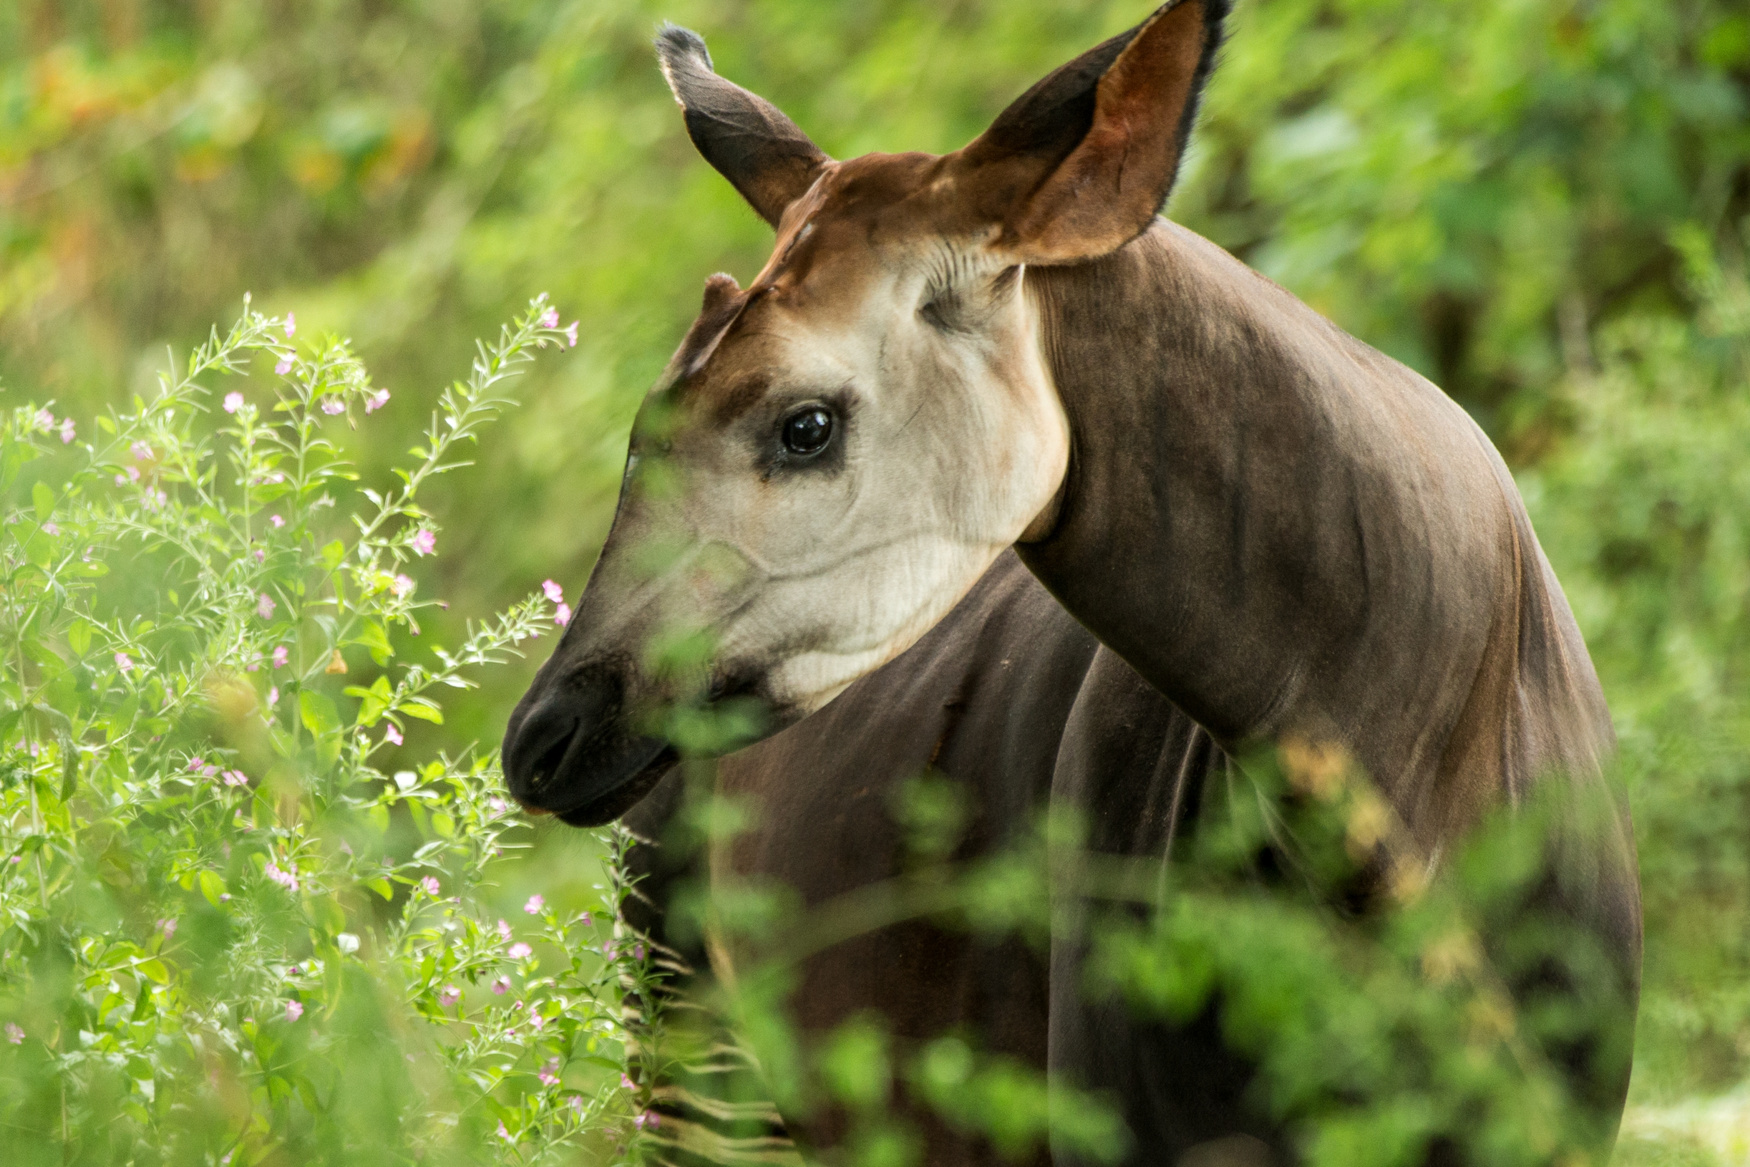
[0,299,652,1165]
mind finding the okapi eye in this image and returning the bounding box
[782,407,834,456]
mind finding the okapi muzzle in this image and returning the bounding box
[502,650,672,827]
[503,512,775,825]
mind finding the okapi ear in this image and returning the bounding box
[958,0,1226,262]
[656,24,833,227]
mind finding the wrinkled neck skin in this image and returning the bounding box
[1018,219,1620,852]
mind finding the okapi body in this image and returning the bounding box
[504,2,1642,1162]
[624,551,1244,1165]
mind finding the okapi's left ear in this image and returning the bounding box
[956,0,1226,263]
[656,24,833,227]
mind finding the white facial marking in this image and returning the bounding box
[578,223,1070,725]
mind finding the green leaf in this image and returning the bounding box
[366,878,393,901]
[353,620,394,666]
[31,481,53,520]
[198,870,227,908]
[136,959,171,985]
[299,689,341,738]
[321,540,346,570]
[66,620,92,658]
[399,698,443,725]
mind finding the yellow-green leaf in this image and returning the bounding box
[399,698,443,725]
[198,870,227,907]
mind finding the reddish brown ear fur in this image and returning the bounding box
[961,0,1226,263]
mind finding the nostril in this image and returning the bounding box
[530,730,572,789]
[504,699,579,797]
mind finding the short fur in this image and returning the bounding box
[505,4,1642,1161]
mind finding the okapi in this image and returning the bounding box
[503,2,1642,1162]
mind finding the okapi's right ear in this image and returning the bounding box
[956,0,1227,263]
[656,25,833,227]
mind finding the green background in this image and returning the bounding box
[5,1,1749,1158]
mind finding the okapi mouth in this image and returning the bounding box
[501,661,680,827]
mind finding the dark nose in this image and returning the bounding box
[502,667,613,809]
[502,694,576,807]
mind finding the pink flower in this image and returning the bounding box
[284,312,296,338]
[391,574,414,598]
[4,1023,22,1044]
[563,321,579,348]
[257,593,276,619]
[223,392,244,414]
[274,356,293,376]
[554,603,571,627]
[438,985,461,1007]
[159,917,178,938]
[580,911,592,927]
[123,465,141,483]
[538,1057,560,1086]
[131,441,153,460]
[41,522,58,536]
[491,976,510,996]
[222,770,248,787]
[421,876,440,896]
[272,645,289,668]
[620,1073,634,1090]
[115,652,134,674]
[285,1000,303,1023]
[383,723,402,747]
[541,579,565,603]
[411,529,435,556]
[523,894,543,915]
[245,651,262,672]
[34,409,52,430]
[528,1005,546,1031]
[489,797,507,815]
[497,919,512,941]
[507,942,532,960]
[496,1121,513,1143]
[364,388,390,413]
[320,397,344,415]
[538,307,559,329]
[269,514,284,528]
[634,1110,659,1130]
[253,548,265,563]
[264,861,299,892]
[633,943,645,961]
[59,418,75,443]
[187,757,205,772]
[267,686,278,706]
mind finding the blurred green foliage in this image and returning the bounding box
[0,301,655,1162]
[3,0,1750,1161]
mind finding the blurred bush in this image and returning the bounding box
[0,300,650,1163]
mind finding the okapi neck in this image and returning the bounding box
[1017,218,1548,804]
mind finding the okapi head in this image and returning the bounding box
[505,1,1227,823]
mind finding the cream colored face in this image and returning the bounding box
[572,173,1070,724]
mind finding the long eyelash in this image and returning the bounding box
[922,242,981,305]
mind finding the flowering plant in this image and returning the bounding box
[0,298,656,1163]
